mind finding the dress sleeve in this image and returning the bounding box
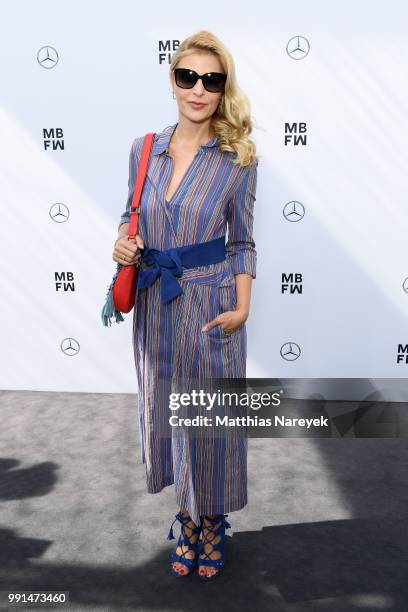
[225,159,258,278]
[118,137,142,227]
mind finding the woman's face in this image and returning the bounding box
[170,52,224,125]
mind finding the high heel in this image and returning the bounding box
[167,511,201,577]
[197,513,231,580]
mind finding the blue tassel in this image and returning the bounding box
[101,262,126,327]
[167,523,175,540]
[167,512,183,540]
[219,514,231,530]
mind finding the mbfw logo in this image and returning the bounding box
[286,36,310,60]
[49,203,69,223]
[285,123,307,146]
[282,273,303,294]
[158,40,180,64]
[37,45,59,69]
[43,128,64,151]
[55,272,75,292]
[280,342,301,361]
[397,345,408,364]
[402,277,408,293]
[61,338,80,356]
[283,201,305,222]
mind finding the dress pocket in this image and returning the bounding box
[181,261,239,339]
[217,280,237,315]
[213,273,239,339]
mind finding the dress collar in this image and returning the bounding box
[152,122,219,156]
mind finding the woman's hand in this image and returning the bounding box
[201,307,249,335]
[113,234,144,266]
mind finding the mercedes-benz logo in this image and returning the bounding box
[37,46,59,69]
[280,342,301,361]
[50,202,69,223]
[283,201,305,222]
[49,203,69,223]
[286,36,310,60]
[61,338,80,356]
[403,277,408,293]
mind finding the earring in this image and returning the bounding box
[172,91,175,99]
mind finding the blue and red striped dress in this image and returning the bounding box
[119,122,258,526]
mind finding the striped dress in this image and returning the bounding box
[119,122,258,526]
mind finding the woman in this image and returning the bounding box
[113,30,258,579]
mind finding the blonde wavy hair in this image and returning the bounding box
[170,30,257,167]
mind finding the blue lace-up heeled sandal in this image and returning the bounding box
[197,513,231,580]
[167,511,202,577]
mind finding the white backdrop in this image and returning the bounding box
[1,0,407,395]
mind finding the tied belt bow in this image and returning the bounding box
[137,235,226,305]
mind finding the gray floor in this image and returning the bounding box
[1,390,408,611]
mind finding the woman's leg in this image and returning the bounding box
[198,514,223,578]
[171,507,200,575]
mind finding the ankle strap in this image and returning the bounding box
[201,513,231,529]
[167,511,197,540]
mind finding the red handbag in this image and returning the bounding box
[101,132,155,326]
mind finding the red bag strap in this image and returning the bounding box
[128,132,155,240]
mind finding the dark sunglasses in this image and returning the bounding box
[173,68,226,93]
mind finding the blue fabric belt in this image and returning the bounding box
[137,235,226,305]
